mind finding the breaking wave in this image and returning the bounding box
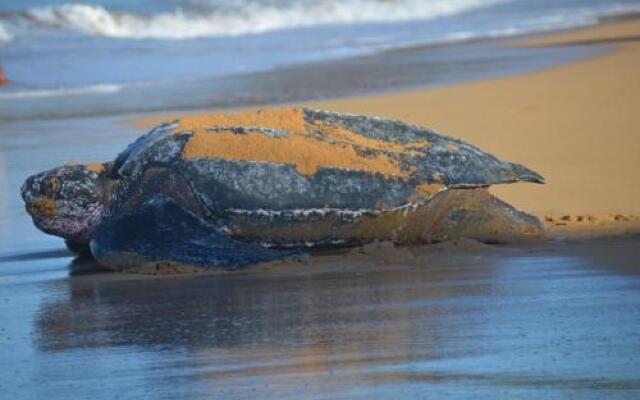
[17,0,509,40]
[0,84,122,99]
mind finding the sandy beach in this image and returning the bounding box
[314,20,640,217]
[134,19,640,237]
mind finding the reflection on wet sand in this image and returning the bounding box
[31,238,640,399]
[0,249,73,263]
[38,254,489,352]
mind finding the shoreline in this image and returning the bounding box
[128,16,640,126]
[2,19,607,122]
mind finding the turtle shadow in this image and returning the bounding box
[0,248,72,263]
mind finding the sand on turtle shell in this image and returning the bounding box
[179,108,429,177]
[414,183,447,197]
[64,162,106,174]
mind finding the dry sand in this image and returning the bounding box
[133,20,640,238]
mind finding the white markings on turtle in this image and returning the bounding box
[227,201,423,221]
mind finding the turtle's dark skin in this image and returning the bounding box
[22,108,545,272]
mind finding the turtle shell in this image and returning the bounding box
[111,108,542,205]
[104,107,543,248]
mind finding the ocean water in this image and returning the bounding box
[0,0,639,119]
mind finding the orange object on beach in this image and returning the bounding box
[0,66,6,86]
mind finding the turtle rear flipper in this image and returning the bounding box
[394,188,546,245]
[90,197,292,272]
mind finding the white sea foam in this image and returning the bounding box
[0,22,13,43]
[0,84,122,99]
[22,0,510,40]
[1,1,639,44]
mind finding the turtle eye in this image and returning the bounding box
[49,177,61,194]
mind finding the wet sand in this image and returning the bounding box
[2,236,640,399]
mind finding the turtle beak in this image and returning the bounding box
[21,175,35,203]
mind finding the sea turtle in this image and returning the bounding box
[22,108,545,272]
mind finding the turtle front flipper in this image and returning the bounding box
[89,197,293,273]
[65,240,92,256]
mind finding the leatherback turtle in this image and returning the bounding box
[22,108,544,271]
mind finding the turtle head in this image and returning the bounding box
[21,163,110,243]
